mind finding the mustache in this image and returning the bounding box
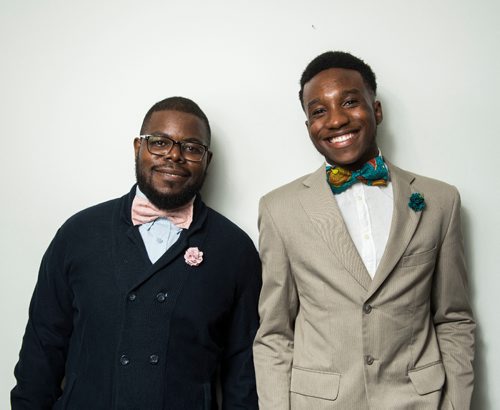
[151,164,189,173]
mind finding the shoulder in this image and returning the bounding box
[202,207,261,285]
[390,163,460,201]
[59,193,128,235]
[41,193,128,263]
[261,171,317,207]
[204,206,256,249]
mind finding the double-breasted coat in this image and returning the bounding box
[12,186,261,409]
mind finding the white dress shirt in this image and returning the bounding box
[334,180,393,278]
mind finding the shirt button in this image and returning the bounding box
[149,354,159,365]
[128,293,136,301]
[120,355,130,366]
[156,237,163,244]
[366,355,374,365]
[363,234,370,240]
[363,304,372,314]
[156,292,167,303]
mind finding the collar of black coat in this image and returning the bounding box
[120,184,208,233]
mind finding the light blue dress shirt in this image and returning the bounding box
[135,187,184,263]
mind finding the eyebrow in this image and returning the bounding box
[148,132,171,138]
[341,88,362,96]
[306,98,320,109]
[150,133,207,145]
[306,88,363,109]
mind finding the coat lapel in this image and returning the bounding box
[110,188,209,292]
[127,196,209,291]
[367,162,422,296]
[299,165,372,291]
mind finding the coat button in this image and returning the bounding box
[366,355,374,365]
[120,355,130,366]
[128,293,136,301]
[363,304,372,314]
[156,292,167,303]
[149,354,159,365]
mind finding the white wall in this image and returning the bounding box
[1,0,498,407]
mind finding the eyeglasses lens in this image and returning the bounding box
[146,136,205,161]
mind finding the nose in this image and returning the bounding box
[165,141,185,163]
[325,108,349,129]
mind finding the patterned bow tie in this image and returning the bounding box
[326,156,389,194]
[131,195,194,229]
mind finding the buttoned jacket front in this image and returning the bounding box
[12,186,261,410]
[253,162,475,410]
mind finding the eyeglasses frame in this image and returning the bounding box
[139,134,209,162]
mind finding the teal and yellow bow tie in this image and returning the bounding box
[326,156,389,194]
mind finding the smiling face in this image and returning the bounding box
[134,110,212,210]
[303,68,383,171]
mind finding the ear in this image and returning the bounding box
[305,120,314,139]
[203,151,213,172]
[134,137,142,157]
[305,120,312,136]
[374,100,383,125]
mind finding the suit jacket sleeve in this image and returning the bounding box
[253,196,299,409]
[220,239,262,409]
[431,188,475,409]
[11,229,73,409]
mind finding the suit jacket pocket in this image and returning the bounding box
[290,366,340,401]
[401,247,437,267]
[408,361,445,395]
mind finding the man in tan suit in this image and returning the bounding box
[253,51,475,409]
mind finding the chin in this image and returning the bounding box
[137,176,204,211]
[327,155,358,167]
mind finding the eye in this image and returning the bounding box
[182,143,205,155]
[153,139,167,147]
[343,99,358,107]
[148,136,171,148]
[311,107,326,117]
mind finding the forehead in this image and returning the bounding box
[144,110,209,144]
[303,68,371,104]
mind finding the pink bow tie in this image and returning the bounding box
[131,195,194,229]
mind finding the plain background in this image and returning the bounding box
[1,0,498,408]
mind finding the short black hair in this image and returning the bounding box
[299,51,377,105]
[140,96,211,144]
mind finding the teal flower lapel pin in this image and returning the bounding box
[408,192,426,212]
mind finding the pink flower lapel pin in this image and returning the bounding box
[184,247,203,266]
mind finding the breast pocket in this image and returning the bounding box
[401,247,437,268]
[290,366,340,401]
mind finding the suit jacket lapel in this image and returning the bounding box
[368,162,422,296]
[299,165,372,291]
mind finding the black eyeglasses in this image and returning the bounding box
[140,135,209,162]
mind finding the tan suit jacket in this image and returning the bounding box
[253,162,475,410]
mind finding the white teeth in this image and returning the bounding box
[328,133,354,143]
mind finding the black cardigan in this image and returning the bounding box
[12,186,261,409]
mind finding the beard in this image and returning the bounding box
[135,157,206,210]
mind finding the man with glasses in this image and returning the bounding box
[12,97,261,409]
